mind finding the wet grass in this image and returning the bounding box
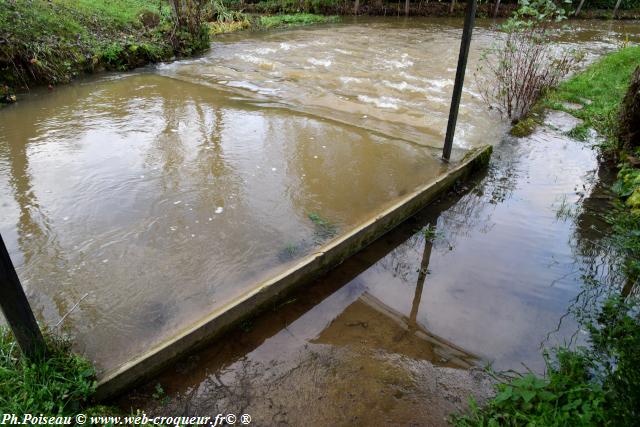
[453,301,640,426]
[543,45,640,155]
[0,0,207,95]
[0,327,96,415]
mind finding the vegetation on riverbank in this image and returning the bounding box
[0,1,338,99]
[0,327,96,415]
[0,0,210,97]
[208,11,336,33]
[455,43,640,427]
[225,0,640,18]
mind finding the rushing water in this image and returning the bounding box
[0,18,638,377]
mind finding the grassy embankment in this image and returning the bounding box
[0,326,175,423]
[0,0,211,96]
[0,328,96,417]
[454,46,640,427]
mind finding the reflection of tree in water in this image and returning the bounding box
[0,108,79,325]
[376,139,521,282]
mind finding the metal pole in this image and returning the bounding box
[613,0,622,18]
[442,0,477,161]
[0,233,46,359]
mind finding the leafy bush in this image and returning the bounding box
[475,0,582,121]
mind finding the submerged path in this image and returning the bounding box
[122,110,618,425]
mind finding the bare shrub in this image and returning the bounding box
[475,0,583,121]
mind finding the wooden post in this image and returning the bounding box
[0,233,45,359]
[575,0,585,16]
[405,0,410,15]
[443,0,477,161]
[449,0,456,14]
[354,0,360,14]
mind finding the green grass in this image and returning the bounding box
[0,327,96,415]
[0,0,206,92]
[453,298,640,427]
[57,0,165,29]
[258,13,338,29]
[543,46,640,153]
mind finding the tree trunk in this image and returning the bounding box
[613,0,623,18]
[493,0,501,18]
[575,0,585,16]
[449,0,456,14]
[405,0,410,15]
[354,0,359,14]
[618,66,640,152]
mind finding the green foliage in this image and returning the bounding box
[258,13,338,28]
[0,1,209,90]
[242,0,342,15]
[588,299,640,425]
[510,117,539,137]
[582,0,640,10]
[453,297,640,427]
[544,46,640,156]
[308,211,338,239]
[476,0,581,120]
[0,327,96,415]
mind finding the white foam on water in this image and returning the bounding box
[357,95,401,110]
[308,58,332,68]
[382,80,427,94]
[339,76,363,85]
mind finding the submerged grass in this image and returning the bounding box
[543,45,640,155]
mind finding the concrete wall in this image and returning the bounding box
[95,144,493,399]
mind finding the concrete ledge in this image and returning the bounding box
[95,144,493,399]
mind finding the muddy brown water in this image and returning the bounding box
[0,17,637,398]
[121,110,621,425]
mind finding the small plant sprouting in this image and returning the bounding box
[555,195,576,221]
[422,224,439,241]
[151,382,170,405]
[308,212,338,240]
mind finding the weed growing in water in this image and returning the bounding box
[555,195,577,221]
[308,212,338,240]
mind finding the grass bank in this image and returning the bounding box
[0,327,96,416]
[0,326,179,425]
[454,46,640,427]
[0,0,209,98]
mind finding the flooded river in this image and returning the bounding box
[124,111,620,425]
[1,17,638,382]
